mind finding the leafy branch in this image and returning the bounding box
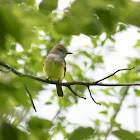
[0,60,137,111]
[104,87,129,140]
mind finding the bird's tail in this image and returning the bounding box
[56,85,63,97]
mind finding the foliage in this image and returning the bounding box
[0,0,140,139]
[67,127,95,140]
[113,129,140,140]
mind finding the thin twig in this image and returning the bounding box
[87,86,101,105]
[67,86,86,99]
[24,85,37,112]
[95,67,135,83]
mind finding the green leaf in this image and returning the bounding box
[54,13,81,35]
[54,0,93,35]
[134,39,140,48]
[1,122,18,140]
[78,51,91,58]
[94,119,101,126]
[96,8,118,34]
[0,122,27,140]
[90,36,99,48]
[0,6,21,50]
[45,101,52,105]
[128,105,137,108]
[68,127,95,140]
[39,0,58,15]
[81,15,103,36]
[99,102,109,108]
[27,117,53,139]
[134,89,140,96]
[121,2,140,28]
[28,117,53,131]
[113,129,140,140]
[93,55,103,63]
[99,110,108,116]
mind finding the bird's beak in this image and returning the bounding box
[67,51,73,54]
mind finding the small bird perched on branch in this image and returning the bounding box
[43,44,72,97]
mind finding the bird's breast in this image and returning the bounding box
[43,54,65,81]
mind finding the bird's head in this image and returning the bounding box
[50,44,72,58]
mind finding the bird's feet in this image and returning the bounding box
[46,77,52,81]
[57,79,61,83]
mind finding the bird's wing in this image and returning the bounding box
[63,60,66,78]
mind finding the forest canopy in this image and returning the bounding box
[0,0,140,139]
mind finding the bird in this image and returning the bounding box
[43,44,72,97]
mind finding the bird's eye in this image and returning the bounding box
[59,48,63,52]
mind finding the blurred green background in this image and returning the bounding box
[0,0,140,139]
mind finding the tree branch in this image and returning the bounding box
[0,60,137,87]
[0,60,136,106]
